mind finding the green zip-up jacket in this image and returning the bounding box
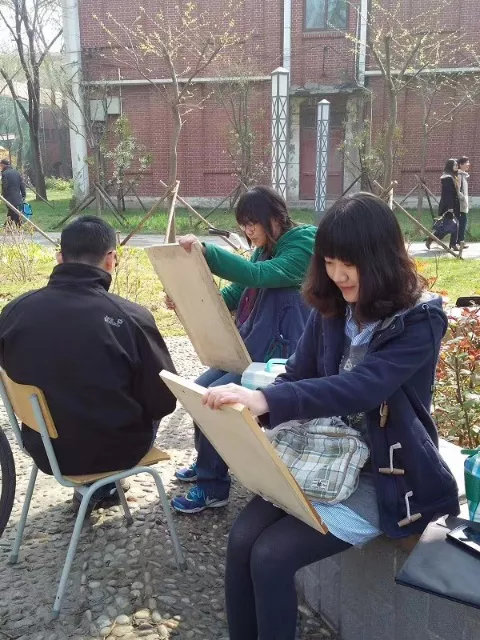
[204,224,317,311]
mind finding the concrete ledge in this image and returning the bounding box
[296,440,480,640]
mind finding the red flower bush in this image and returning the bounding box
[434,307,480,448]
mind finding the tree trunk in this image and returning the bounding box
[166,105,182,239]
[28,70,47,200]
[117,168,125,211]
[416,121,429,215]
[95,148,103,215]
[13,101,24,171]
[30,126,47,200]
[383,85,397,191]
[168,105,182,185]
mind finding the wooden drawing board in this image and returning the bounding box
[160,370,327,534]
[146,243,251,375]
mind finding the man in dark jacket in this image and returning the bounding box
[0,216,177,484]
[1,158,26,226]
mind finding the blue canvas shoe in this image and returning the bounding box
[171,485,229,513]
[174,462,198,482]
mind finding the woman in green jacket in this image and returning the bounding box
[171,186,316,514]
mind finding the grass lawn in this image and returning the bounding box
[416,257,480,304]
[1,231,478,338]
[25,188,480,241]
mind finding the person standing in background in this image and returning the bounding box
[457,156,470,249]
[0,158,26,226]
[426,158,460,250]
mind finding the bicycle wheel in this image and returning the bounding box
[0,426,16,537]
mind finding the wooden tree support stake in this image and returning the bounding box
[415,175,438,222]
[158,179,239,251]
[26,180,55,208]
[0,194,57,246]
[124,180,148,213]
[94,182,128,225]
[120,184,175,246]
[192,184,241,228]
[341,175,362,197]
[54,178,117,229]
[55,192,96,228]
[416,176,439,205]
[398,184,419,207]
[164,181,180,244]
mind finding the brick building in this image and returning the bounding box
[69,0,480,201]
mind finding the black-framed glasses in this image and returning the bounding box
[239,221,256,232]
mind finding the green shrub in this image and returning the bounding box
[45,176,73,191]
[435,307,480,448]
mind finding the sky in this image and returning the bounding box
[0,1,64,57]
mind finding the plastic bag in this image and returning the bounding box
[22,202,33,219]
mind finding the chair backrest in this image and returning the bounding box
[0,369,58,438]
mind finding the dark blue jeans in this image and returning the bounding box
[457,212,467,243]
[194,368,241,499]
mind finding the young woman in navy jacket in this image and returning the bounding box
[203,193,459,640]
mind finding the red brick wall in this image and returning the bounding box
[290,0,359,88]
[80,0,283,81]
[101,82,271,197]
[80,0,279,196]
[80,0,480,198]
[366,0,480,197]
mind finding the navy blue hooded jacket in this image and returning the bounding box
[262,293,460,538]
[238,287,311,362]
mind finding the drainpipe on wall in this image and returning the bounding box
[365,66,480,77]
[62,0,89,199]
[357,0,368,86]
[283,0,292,72]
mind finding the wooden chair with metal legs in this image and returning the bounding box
[0,368,185,617]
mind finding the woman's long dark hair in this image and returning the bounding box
[235,186,295,256]
[303,193,425,321]
[443,158,458,176]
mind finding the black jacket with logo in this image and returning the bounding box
[0,263,177,474]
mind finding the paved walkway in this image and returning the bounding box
[0,338,334,640]
[30,232,480,259]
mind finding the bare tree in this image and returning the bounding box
[95,1,245,189]
[0,0,63,199]
[346,0,477,190]
[412,71,480,211]
[215,61,269,203]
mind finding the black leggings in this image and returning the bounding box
[225,496,351,640]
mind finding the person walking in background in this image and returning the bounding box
[0,158,26,226]
[426,158,460,251]
[457,156,470,249]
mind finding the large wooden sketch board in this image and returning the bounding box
[146,244,251,375]
[160,371,327,534]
